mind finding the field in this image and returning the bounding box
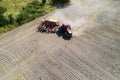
[0,0,120,80]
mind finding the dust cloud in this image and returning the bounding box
[48,0,120,36]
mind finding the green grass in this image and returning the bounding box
[0,24,18,35]
[0,0,36,16]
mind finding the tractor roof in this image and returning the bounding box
[62,22,69,26]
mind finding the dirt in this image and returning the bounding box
[0,0,120,80]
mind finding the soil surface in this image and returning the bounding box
[0,0,120,80]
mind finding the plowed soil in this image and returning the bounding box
[0,0,120,80]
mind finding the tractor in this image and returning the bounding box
[56,23,72,39]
